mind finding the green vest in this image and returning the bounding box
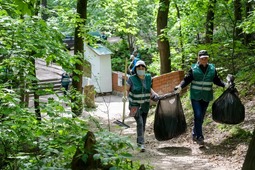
[61,74,70,86]
[128,74,151,113]
[190,63,215,102]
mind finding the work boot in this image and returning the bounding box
[197,137,204,146]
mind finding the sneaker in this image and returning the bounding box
[139,144,145,152]
[197,137,204,146]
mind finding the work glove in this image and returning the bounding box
[151,93,159,102]
[224,82,230,89]
[226,74,235,83]
[225,74,235,88]
[174,85,182,94]
[122,96,127,102]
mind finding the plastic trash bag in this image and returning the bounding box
[212,76,245,124]
[154,93,187,141]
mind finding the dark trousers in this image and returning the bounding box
[62,85,69,95]
[191,99,209,139]
[134,109,148,145]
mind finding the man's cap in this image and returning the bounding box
[198,50,209,58]
[135,60,146,68]
[132,50,138,55]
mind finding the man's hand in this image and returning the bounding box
[174,85,182,93]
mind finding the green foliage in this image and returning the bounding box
[236,62,255,86]
[239,8,255,34]
[0,0,152,169]
[1,0,36,16]
[84,0,158,72]
[93,131,153,170]
[179,91,193,124]
[0,86,88,168]
[0,15,72,69]
[147,52,160,76]
[0,88,149,169]
[229,126,253,139]
[1,0,255,168]
[107,40,130,72]
[217,124,253,142]
[94,131,134,168]
[69,86,84,117]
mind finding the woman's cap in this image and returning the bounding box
[198,50,209,58]
[135,60,146,68]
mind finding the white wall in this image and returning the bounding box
[83,44,112,93]
[99,54,112,92]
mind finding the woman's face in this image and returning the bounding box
[136,65,146,76]
[199,57,209,66]
[136,65,146,70]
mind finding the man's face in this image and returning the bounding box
[199,57,209,66]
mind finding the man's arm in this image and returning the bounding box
[128,61,134,72]
[179,69,194,88]
[213,70,225,87]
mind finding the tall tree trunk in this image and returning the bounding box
[157,0,171,74]
[128,34,135,53]
[174,2,184,69]
[33,2,41,120]
[234,0,243,40]
[242,128,255,170]
[71,0,87,116]
[19,73,29,107]
[244,0,254,45]
[41,0,48,20]
[230,0,243,74]
[73,0,87,92]
[31,57,41,121]
[205,0,216,43]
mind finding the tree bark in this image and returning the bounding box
[71,131,99,170]
[31,57,41,121]
[242,128,255,170]
[157,0,171,74]
[73,0,87,93]
[174,2,184,69]
[234,0,243,40]
[41,0,48,20]
[205,0,216,43]
[71,0,87,116]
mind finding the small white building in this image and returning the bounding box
[83,43,112,93]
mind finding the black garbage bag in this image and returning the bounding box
[154,93,187,141]
[212,76,245,124]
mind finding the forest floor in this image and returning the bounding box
[84,93,255,170]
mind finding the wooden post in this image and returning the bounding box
[84,85,95,108]
[122,57,128,123]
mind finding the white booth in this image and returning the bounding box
[83,44,112,93]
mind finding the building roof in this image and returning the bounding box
[88,44,112,55]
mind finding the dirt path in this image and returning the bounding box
[86,94,250,170]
